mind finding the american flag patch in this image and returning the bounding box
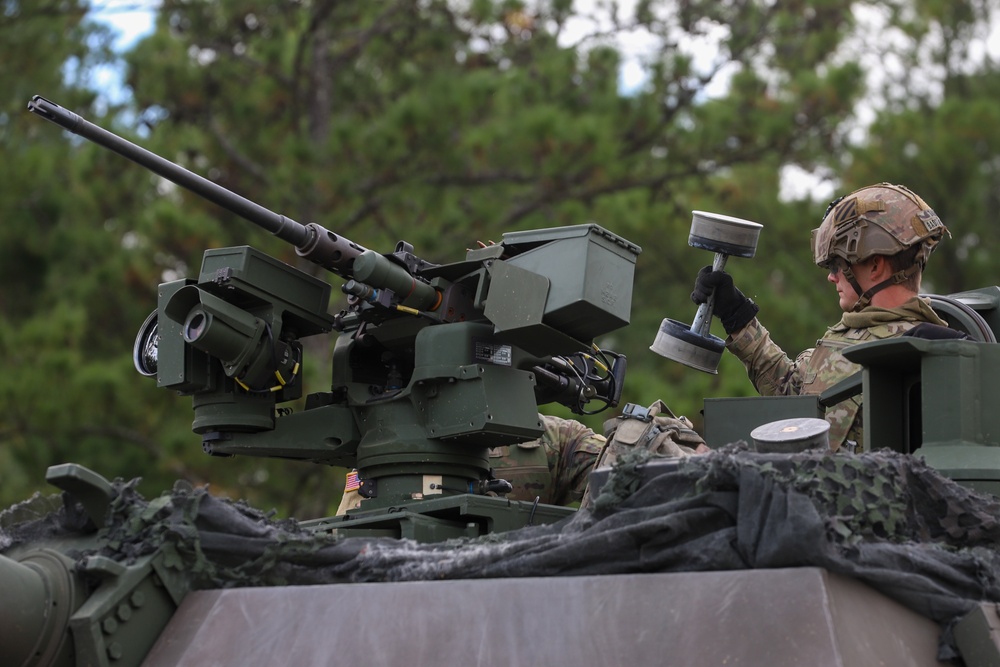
[345,469,360,492]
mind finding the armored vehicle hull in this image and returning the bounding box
[143,569,944,667]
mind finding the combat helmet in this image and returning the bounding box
[811,183,949,311]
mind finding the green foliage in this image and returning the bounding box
[2,0,998,518]
[840,75,1000,295]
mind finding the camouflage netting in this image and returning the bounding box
[5,445,1000,660]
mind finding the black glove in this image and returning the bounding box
[691,266,759,335]
[901,323,970,340]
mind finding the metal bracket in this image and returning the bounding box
[358,478,377,499]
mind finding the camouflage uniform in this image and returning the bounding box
[336,414,606,514]
[727,297,947,452]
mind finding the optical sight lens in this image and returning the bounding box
[185,311,208,342]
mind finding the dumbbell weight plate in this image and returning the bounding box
[649,317,726,374]
[689,210,762,258]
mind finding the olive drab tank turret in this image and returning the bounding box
[6,97,1000,667]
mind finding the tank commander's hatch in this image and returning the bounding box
[923,290,998,343]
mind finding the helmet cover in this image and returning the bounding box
[811,183,948,269]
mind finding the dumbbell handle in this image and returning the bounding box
[690,252,728,337]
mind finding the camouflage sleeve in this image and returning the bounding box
[539,414,606,506]
[726,318,812,397]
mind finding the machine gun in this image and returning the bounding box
[28,96,638,539]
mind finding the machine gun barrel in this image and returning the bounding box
[27,95,365,277]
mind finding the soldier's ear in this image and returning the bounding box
[868,255,889,280]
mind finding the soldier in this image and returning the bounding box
[336,413,606,514]
[691,182,963,453]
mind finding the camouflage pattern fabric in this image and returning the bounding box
[579,400,706,509]
[727,297,947,452]
[812,183,948,268]
[336,413,605,513]
[6,445,1000,659]
[487,413,605,505]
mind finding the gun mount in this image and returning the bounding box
[28,96,637,538]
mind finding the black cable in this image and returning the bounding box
[527,496,540,526]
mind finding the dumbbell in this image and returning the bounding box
[650,210,762,374]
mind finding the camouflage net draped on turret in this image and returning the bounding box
[5,445,1000,660]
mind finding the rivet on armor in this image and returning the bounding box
[107,642,123,660]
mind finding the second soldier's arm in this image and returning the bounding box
[540,414,606,506]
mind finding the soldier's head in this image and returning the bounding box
[811,183,948,312]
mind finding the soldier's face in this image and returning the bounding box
[827,258,875,311]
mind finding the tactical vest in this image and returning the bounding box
[804,318,928,451]
[580,401,705,508]
[799,338,863,451]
